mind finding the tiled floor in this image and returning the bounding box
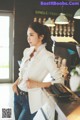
[0,83,15,120]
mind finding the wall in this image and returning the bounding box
[0,0,14,10]
[14,0,34,80]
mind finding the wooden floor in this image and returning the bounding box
[0,83,15,119]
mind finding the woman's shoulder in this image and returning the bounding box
[43,48,55,59]
[44,48,54,56]
[23,47,34,55]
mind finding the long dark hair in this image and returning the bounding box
[28,22,53,52]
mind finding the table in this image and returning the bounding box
[47,88,80,120]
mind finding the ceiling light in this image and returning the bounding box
[55,13,69,25]
[73,8,80,19]
[44,18,55,27]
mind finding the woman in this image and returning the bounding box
[12,22,64,120]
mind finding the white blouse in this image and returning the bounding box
[18,44,64,113]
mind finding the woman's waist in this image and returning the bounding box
[18,81,28,92]
[17,86,28,96]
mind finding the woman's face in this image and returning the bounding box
[27,27,43,48]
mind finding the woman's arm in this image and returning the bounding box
[26,55,64,89]
[12,78,20,95]
[45,55,64,84]
[26,80,51,89]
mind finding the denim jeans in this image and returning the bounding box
[14,93,36,120]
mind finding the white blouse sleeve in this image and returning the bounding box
[45,55,64,84]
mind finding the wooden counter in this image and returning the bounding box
[43,89,80,120]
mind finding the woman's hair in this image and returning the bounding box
[28,22,53,52]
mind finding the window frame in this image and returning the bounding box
[0,12,14,83]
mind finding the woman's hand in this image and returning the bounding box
[26,79,51,89]
[12,79,19,95]
[12,83,19,95]
[26,80,38,89]
[12,78,20,95]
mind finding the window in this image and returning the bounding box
[0,12,14,83]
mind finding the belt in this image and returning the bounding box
[17,87,28,96]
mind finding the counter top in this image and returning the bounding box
[45,88,80,120]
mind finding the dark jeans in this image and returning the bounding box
[14,93,36,120]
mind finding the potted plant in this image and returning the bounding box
[70,64,80,92]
